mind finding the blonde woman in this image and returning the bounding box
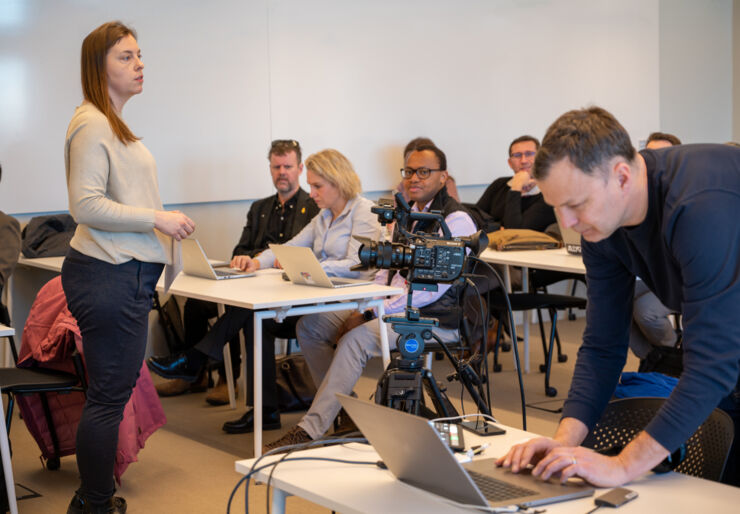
[148,149,379,434]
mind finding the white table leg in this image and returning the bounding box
[377,302,390,369]
[271,487,288,514]
[254,310,265,457]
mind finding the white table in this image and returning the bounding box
[0,324,14,338]
[235,422,740,514]
[159,269,404,457]
[479,248,585,373]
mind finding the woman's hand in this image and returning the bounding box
[155,210,195,241]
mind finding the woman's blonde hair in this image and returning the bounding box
[305,149,362,200]
[81,21,139,144]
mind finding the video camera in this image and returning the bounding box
[353,193,492,417]
[352,193,487,286]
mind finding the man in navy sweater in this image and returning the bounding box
[497,107,740,487]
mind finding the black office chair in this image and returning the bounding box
[0,298,87,471]
[582,397,735,482]
[489,289,586,397]
[529,268,587,361]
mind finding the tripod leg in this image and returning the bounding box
[421,369,456,418]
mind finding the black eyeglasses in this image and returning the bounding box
[400,167,443,179]
[510,151,536,159]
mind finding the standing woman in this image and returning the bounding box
[63,22,194,513]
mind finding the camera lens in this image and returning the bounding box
[357,240,413,270]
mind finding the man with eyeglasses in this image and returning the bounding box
[263,143,478,451]
[150,140,319,412]
[475,135,555,232]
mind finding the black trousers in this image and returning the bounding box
[183,298,240,377]
[62,249,163,505]
[195,306,298,409]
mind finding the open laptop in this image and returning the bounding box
[269,244,372,288]
[181,239,254,280]
[338,394,594,509]
[556,212,582,255]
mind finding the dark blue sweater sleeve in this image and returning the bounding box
[644,191,740,451]
[561,243,634,430]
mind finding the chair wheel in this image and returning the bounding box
[546,387,557,397]
[46,457,61,470]
[501,342,511,352]
[558,354,568,363]
[493,363,502,373]
[539,364,547,373]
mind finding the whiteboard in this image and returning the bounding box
[0,0,658,214]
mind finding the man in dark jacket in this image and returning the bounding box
[475,135,555,231]
[154,140,318,405]
[497,107,740,487]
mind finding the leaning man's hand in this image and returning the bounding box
[496,436,562,473]
[532,446,630,488]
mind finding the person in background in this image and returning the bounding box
[264,143,477,451]
[645,131,681,149]
[497,107,740,487]
[629,132,683,362]
[63,21,194,513]
[396,137,460,202]
[155,139,318,405]
[475,135,555,231]
[148,149,380,434]
[0,164,22,301]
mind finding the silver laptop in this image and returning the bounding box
[268,244,372,288]
[337,394,594,509]
[181,239,254,280]
[555,212,582,255]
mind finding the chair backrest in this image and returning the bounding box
[582,397,735,482]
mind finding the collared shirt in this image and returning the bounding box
[375,199,477,315]
[262,192,300,246]
[257,195,380,278]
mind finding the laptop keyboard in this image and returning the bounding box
[467,470,538,502]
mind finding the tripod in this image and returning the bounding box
[375,284,492,418]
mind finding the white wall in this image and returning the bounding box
[1,0,660,214]
[5,1,737,261]
[658,0,733,143]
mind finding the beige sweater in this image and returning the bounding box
[65,102,170,265]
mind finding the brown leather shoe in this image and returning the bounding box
[264,426,312,454]
[154,372,208,397]
[206,374,235,406]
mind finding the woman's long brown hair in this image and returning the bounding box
[80,21,140,144]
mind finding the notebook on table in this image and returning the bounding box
[337,394,594,509]
[268,244,372,288]
[181,239,254,280]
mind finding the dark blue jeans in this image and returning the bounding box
[62,248,163,505]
